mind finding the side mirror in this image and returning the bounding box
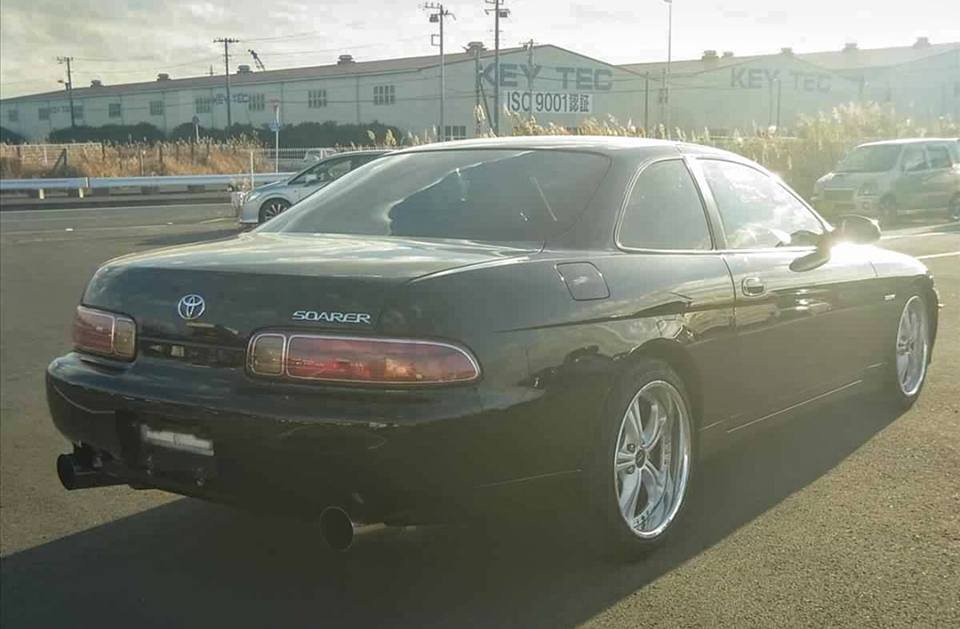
[302,174,319,185]
[836,214,881,244]
[790,214,880,272]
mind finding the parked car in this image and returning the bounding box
[236,150,389,226]
[812,138,960,224]
[49,137,938,556]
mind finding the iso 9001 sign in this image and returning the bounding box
[504,91,593,114]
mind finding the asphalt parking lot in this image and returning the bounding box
[1,204,958,628]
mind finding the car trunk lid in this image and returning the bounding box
[83,233,536,351]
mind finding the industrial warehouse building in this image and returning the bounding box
[1,38,957,141]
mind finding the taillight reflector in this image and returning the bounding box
[248,334,480,385]
[73,305,137,360]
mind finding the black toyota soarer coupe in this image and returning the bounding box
[48,137,938,554]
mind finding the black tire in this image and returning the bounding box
[583,357,696,560]
[880,292,932,410]
[879,195,899,227]
[949,194,960,222]
[258,198,291,223]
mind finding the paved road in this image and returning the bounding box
[1,205,958,628]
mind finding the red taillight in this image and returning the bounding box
[248,333,480,385]
[73,306,137,360]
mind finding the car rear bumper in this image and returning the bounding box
[46,353,580,523]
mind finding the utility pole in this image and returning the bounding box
[57,56,76,128]
[523,39,536,122]
[663,0,673,139]
[214,37,239,132]
[424,3,454,141]
[484,0,510,135]
[470,45,482,135]
[644,72,650,134]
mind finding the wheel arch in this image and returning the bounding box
[913,278,940,359]
[624,339,704,429]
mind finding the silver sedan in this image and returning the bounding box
[236,150,388,227]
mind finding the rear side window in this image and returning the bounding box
[926,144,952,169]
[902,146,927,172]
[264,150,610,243]
[700,160,823,249]
[619,160,711,250]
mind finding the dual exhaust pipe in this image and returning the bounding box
[58,451,361,551]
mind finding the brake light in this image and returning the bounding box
[73,305,137,360]
[248,333,480,384]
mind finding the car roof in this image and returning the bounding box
[326,149,391,158]
[391,135,746,161]
[857,137,959,148]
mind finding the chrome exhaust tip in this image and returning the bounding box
[319,506,356,551]
[56,453,125,490]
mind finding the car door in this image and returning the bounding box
[894,144,932,211]
[693,158,878,428]
[613,157,740,433]
[923,143,957,210]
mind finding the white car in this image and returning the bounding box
[236,150,388,227]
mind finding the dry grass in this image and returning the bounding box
[0,139,268,179]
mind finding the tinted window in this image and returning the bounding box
[292,158,350,184]
[263,150,610,243]
[902,146,927,172]
[836,145,901,172]
[619,160,711,250]
[927,145,952,169]
[700,160,823,249]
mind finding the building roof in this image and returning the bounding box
[1,46,526,103]
[620,40,960,77]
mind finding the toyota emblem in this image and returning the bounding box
[177,294,206,320]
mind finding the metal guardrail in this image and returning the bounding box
[0,172,294,194]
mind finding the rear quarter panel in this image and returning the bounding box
[378,251,737,482]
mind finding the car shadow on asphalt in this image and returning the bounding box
[0,393,903,629]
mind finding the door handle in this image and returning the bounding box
[742,276,766,296]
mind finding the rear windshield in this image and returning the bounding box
[836,145,902,172]
[260,149,610,243]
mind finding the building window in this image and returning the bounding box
[308,89,327,108]
[38,107,50,121]
[150,100,164,116]
[248,93,265,111]
[72,104,84,120]
[373,85,395,105]
[443,125,467,141]
[108,103,122,118]
[7,109,18,122]
[195,98,211,114]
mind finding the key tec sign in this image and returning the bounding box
[482,63,614,91]
[730,67,832,93]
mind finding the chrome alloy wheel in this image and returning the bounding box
[262,199,289,221]
[613,380,692,539]
[895,296,929,397]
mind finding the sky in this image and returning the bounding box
[1,0,958,98]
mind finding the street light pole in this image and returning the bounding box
[663,0,673,139]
